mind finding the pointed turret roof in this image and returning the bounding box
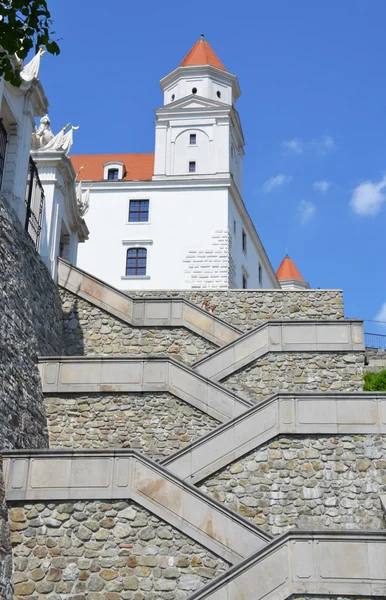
[276,255,304,282]
[179,35,226,71]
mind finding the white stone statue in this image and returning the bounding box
[35,123,79,154]
[20,46,45,85]
[76,180,91,217]
[32,115,54,148]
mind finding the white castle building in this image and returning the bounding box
[71,36,281,290]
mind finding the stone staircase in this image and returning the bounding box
[3,260,386,598]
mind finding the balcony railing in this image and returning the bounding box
[25,156,44,250]
[365,332,386,350]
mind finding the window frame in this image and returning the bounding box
[189,133,197,145]
[242,274,248,289]
[258,263,263,285]
[107,168,119,181]
[128,199,150,223]
[103,161,124,181]
[242,229,247,254]
[125,247,147,277]
[189,161,196,173]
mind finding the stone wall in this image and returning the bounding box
[223,352,365,402]
[0,197,63,450]
[60,289,216,366]
[199,434,386,536]
[45,393,219,461]
[0,197,63,600]
[126,289,344,331]
[365,348,386,373]
[9,500,229,599]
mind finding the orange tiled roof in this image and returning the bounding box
[180,37,226,71]
[276,255,304,281]
[70,154,154,182]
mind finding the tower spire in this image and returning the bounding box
[179,36,226,71]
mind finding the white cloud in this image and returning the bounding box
[262,174,292,192]
[312,135,336,156]
[282,138,304,155]
[298,200,316,224]
[375,302,386,328]
[282,135,336,157]
[313,180,331,192]
[350,174,386,216]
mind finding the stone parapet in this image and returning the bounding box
[58,259,241,347]
[194,320,365,381]
[164,392,386,483]
[127,289,345,330]
[187,531,386,599]
[38,356,252,422]
[4,450,271,564]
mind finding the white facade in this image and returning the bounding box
[0,51,89,280]
[32,149,89,280]
[74,39,278,290]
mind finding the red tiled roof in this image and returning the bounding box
[276,255,304,281]
[70,154,154,182]
[180,37,226,71]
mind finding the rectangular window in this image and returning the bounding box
[129,199,149,222]
[190,134,197,145]
[242,229,247,253]
[189,161,196,173]
[0,119,7,190]
[242,274,248,289]
[233,220,236,234]
[258,263,263,285]
[108,168,119,180]
[126,248,147,276]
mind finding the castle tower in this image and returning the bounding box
[276,254,310,290]
[153,34,244,194]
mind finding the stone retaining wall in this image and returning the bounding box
[60,289,216,365]
[199,434,386,536]
[9,500,229,599]
[223,352,365,401]
[0,197,63,450]
[0,197,63,600]
[45,393,219,461]
[127,290,344,331]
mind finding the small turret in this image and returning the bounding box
[276,254,310,290]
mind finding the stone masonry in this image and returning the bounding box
[0,197,63,600]
[128,289,344,331]
[60,289,216,366]
[9,500,229,599]
[223,352,365,402]
[199,434,386,536]
[45,393,219,461]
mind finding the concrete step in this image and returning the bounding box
[193,319,365,381]
[58,259,242,347]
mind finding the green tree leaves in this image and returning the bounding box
[0,1,60,86]
[363,370,386,391]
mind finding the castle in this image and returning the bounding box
[0,37,385,600]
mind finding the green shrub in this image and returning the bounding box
[363,370,386,391]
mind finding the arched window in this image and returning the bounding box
[126,248,147,276]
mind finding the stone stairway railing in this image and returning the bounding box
[193,319,365,380]
[38,356,252,422]
[163,392,386,483]
[58,259,242,347]
[3,449,272,565]
[186,530,386,599]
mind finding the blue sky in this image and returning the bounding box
[40,0,385,330]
